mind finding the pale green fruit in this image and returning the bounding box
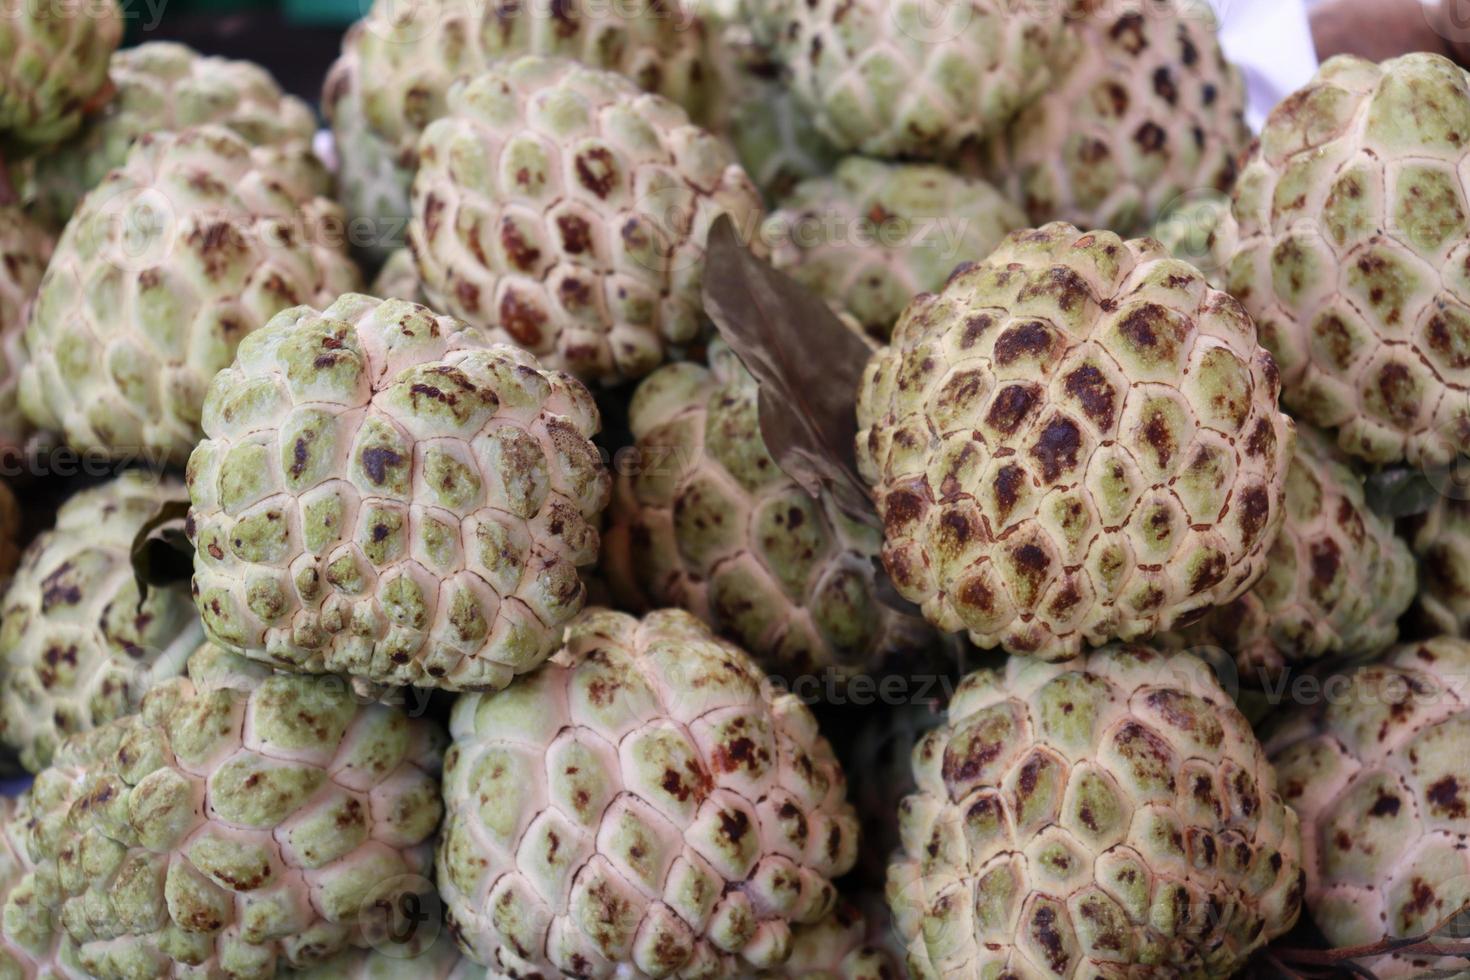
[767,903,901,979]
[0,471,201,772]
[766,157,1025,337]
[409,56,764,383]
[1148,191,1234,285]
[856,222,1295,660]
[0,205,52,455]
[0,794,89,975]
[370,249,425,304]
[890,647,1303,978]
[0,0,122,146]
[1266,638,1470,979]
[438,608,859,977]
[19,125,361,466]
[1227,53,1470,466]
[186,294,611,691]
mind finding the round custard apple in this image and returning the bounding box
[855,223,1295,660]
[0,0,122,147]
[1161,425,1415,684]
[24,41,320,228]
[17,641,445,980]
[0,204,52,458]
[767,903,901,979]
[0,794,90,975]
[602,340,933,682]
[753,0,1062,159]
[888,647,1304,978]
[986,0,1250,236]
[1148,191,1235,286]
[323,24,415,266]
[1406,489,1470,637]
[0,471,202,773]
[765,157,1026,338]
[371,248,427,305]
[186,293,611,691]
[409,55,764,384]
[19,125,361,467]
[1227,53,1470,466]
[1265,638,1470,979]
[437,608,859,977]
[354,0,710,166]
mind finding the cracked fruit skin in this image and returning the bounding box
[1226,53,1470,466]
[186,293,611,692]
[19,125,360,467]
[986,0,1250,236]
[0,471,202,773]
[437,608,859,978]
[1266,638,1470,979]
[856,222,1295,660]
[889,646,1303,979]
[15,641,445,979]
[0,0,121,147]
[602,340,933,684]
[408,55,763,384]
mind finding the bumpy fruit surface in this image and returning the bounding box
[889,648,1303,978]
[856,223,1295,659]
[0,205,52,456]
[355,0,709,163]
[0,472,201,772]
[187,294,611,691]
[27,42,319,226]
[20,125,360,466]
[371,248,426,304]
[0,0,121,146]
[754,0,1061,159]
[323,25,414,266]
[292,929,485,978]
[1149,191,1233,285]
[409,56,763,383]
[1406,490,1470,637]
[603,341,932,681]
[1266,638,1470,979]
[1163,426,1414,683]
[1227,53,1470,466]
[987,0,1249,235]
[0,794,89,975]
[766,157,1025,337]
[17,642,445,979]
[770,903,900,979]
[438,608,859,977]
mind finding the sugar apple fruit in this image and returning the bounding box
[1226,53,1470,466]
[855,222,1295,660]
[771,902,900,979]
[354,0,710,166]
[889,646,1304,978]
[0,794,90,974]
[603,340,932,682]
[16,640,445,979]
[986,0,1250,235]
[323,24,414,266]
[187,293,611,691]
[1162,425,1414,684]
[0,0,122,147]
[1266,638,1470,978]
[23,41,319,227]
[438,607,860,977]
[0,204,52,458]
[1149,191,1234,285]
[1405,489,1470,637]
[409,55,764,384]
[19,125,360,467]
[752,0,1062,159]
[765,157,1025,337]
[371,248,426,304]
[0,471,202,773]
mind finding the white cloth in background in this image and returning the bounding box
[1208,0,1320,129]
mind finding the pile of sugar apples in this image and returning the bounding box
[0,0,1464,976]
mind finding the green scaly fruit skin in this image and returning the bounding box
[18,125,360,467]
[0,794,90,976]
[289,931,489,979]
[766,157,1025,338]
[986,0,1250,236]
[18,642,445,980]
[0,471,201,773]
[438,608,859,978]
[409,55,764,384]
[21,41,319,228]
[187,294,610,692]
[1227,53,1470,467]
[603,339,933,683]
[890,647,1303,979]
[1159,425,1415,685]
[1266,638,1470,979]
[856,222,1296,660]
[0,0,122,148]
[0,205,51,455]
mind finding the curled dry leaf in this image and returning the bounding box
[130,497,192,603]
